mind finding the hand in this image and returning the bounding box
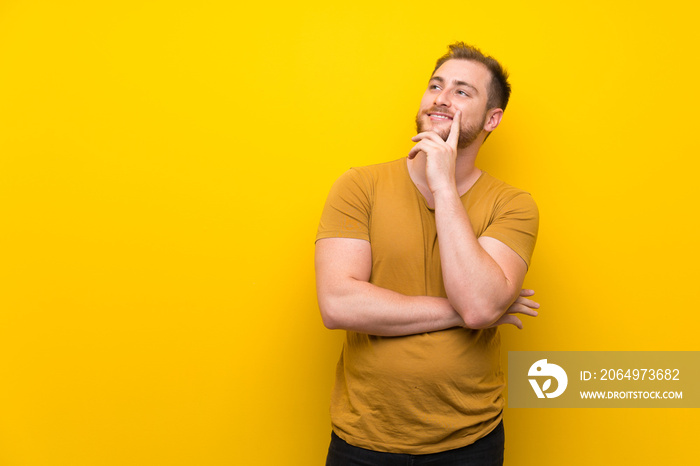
[407,110,461,195]
[487,289,540,329]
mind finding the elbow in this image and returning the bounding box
[318,296,343,330]
[454,299,507,330]
[320,310,341,330]
[316,279,364,331]
[449,283,521,330]
[460,310,497,330]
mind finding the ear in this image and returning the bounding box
[483,108,504,132]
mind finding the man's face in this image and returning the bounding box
[415,59,492,148]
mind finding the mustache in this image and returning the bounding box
[422,107,455,118]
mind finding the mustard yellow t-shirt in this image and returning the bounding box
[316,157,539,454]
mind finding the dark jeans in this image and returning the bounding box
[325,420,504,466]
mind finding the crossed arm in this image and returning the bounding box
[315,237,538,336]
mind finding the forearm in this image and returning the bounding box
[433,189,521,328]
[317,279,464,336]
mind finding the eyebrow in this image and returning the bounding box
[429,76,480,94]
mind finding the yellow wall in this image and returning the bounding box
[1,1,698,464]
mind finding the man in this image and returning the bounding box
[315,42,540,465]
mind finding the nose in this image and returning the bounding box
[434,88,451,107]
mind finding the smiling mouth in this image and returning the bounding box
[427,113,453,121]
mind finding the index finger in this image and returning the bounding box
[446,110,461,147]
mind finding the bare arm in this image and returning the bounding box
[409,111,530,328]
[434,196,527,328]
[315,237,464,336]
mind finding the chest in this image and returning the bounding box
[366,184,493,296]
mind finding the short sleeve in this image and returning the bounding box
[316,168,373,243]
[480,192,539,268]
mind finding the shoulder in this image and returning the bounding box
[346,158,405,180]
[317,159,405,243]
[477,172,534,199]
[332,158,406,193]
[475,172,538,213]
[473,173,539,267]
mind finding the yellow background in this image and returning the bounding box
[1,1,698,464]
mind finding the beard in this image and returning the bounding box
[415,108,487,149]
